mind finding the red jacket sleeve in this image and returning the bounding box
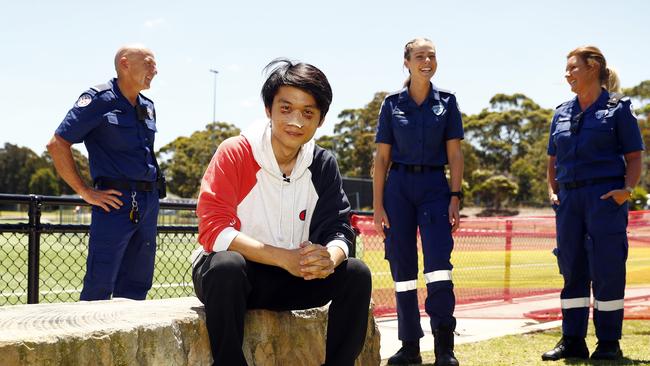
[196,136,259,251]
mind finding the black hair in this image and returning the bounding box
[261,58,332,121]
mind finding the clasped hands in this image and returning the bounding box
[284,241,335,280]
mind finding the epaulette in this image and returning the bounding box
[90,82,112,93]
[556,100,571,109]
[436,87,455,95]
[139,93,154,104]
[606,93,628,108]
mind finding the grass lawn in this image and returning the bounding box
[400,320,650,366]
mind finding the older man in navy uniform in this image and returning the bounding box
[47,45,162,301]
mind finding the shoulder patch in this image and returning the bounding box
[630,103,638,119]
[75,94,93,108]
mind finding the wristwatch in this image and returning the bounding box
[449,191,463,200]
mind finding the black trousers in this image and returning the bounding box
[192,251,372,366]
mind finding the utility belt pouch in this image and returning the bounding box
[157,175,167,199]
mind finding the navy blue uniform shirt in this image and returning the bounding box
[375,84,464,166]
[547,89,644,183]
[55,78,158,182]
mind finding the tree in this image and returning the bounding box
[461,141,479,186]
[159,121,240,198]
[473,175,518,210]
[623,80,650,191]
[316,92,387,178]
[510,138,549,205]
[464,93,553,174]
[468,169,495,205]
[41,148,92,195]
[0,143,46,194]
[29,168,60,195]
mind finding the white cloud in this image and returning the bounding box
[144,18,165,28]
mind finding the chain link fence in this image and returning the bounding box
[0,194,198,305]
[3,194,650,318]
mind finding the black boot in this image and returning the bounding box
[433,324,459,366]
[387,340,422,365]
[590,340,623,360]
[541,336,589,361]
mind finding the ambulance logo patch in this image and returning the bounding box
[432,103,445,116]
[299,210,306,221]
[76,94,92,108]
[147,107,154,119]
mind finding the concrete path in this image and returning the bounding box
[377,286,650,360]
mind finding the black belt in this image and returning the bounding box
[94,177,155,192]
[390,163,444,173]
[559,177,624,190]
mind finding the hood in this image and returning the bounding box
[242,121,315,182]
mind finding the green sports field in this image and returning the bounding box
[2,230,650,308]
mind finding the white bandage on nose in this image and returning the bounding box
[287,121,304,129]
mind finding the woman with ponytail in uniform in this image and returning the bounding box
[543,46,643,361]
[373,37,464,366]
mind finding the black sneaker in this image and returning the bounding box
[541,336,589,361]
[590,340,623,360]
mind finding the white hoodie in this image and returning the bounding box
[195,121,352,258]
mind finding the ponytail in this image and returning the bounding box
[605,66,621,93]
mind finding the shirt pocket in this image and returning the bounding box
[104,111,140,151]
[552,120,571,153]
[582,119,615,150]
[391,111,418,150]
[142,118,157,147]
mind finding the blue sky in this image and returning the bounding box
[2,0,649,155]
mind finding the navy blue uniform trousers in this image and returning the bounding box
[555,180,628,340]
[80,189,158,300]
[384,168,456,341]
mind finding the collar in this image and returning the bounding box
[396,82,441,106]
[571,88,609,115]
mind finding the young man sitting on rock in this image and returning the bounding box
[191,59,372,366]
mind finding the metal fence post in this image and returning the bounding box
[503,219,513,303]
[27,194,42,304]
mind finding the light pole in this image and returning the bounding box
[209,69,219,122]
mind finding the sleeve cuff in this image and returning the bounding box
[326,239,349,259]
[213,227,240,252]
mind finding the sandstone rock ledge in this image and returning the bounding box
[0,297,380,366]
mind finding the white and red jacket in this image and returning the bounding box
[195,122,353,257]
